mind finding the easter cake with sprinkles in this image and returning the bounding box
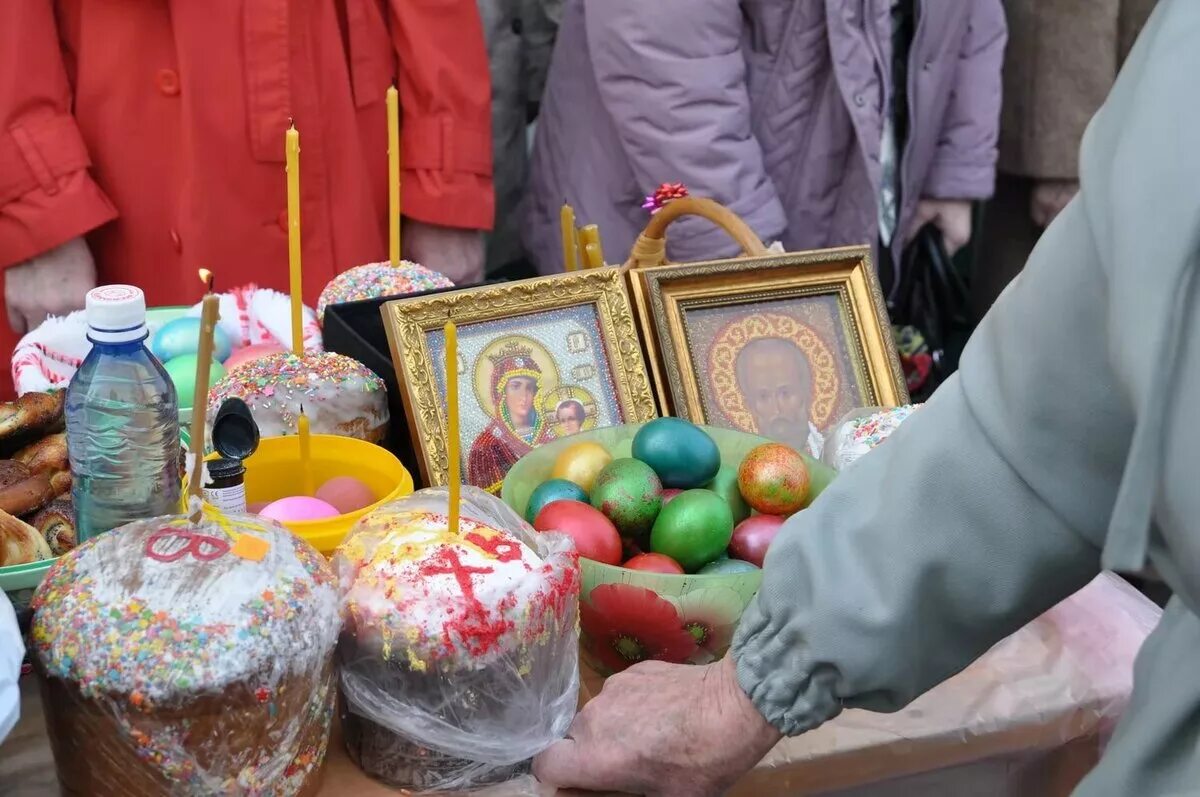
[332,486,580,791]
[206,351,389,443]
[30,508,341,797]
[316,261,453,322]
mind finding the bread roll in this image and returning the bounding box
[0,510,53,566]
[30,499,75,556]
[15,433,68,475]
[0,392,64,443]
[0,467,54,517]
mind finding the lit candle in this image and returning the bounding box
[386,86,401,266]
[560,203,579,273]
[286,124,304,354]
[445,321,460,534]
[188,269,220,503]
[298,409,314,496]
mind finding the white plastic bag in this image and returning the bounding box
[334,486,581,793]
[0,590,23,743]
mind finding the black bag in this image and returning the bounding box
[888,223,974,402]
[322,280,509,483]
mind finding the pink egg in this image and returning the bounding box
[259,496,341,522]
[224,343,287,373]
[315,476,377,514]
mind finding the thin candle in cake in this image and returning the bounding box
[298,408,315,496]
[387,86,401,266]
[188,269,220,504]
[286,123,304,354]
[445,321,461,534]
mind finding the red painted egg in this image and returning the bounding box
[737,443,810,515]
[534,500,623,565]
[623,552,685,574]
[315,475,377,514]
[660,488,684,505]
[729,515,787,568]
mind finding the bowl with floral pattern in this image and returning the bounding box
[503,422,835,675]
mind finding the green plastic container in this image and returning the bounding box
[502,422,835,675]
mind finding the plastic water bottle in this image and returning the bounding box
[66,286,181,543]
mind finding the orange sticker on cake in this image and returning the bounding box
[230,534,270,561]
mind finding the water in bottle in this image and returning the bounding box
[66,286,182,543]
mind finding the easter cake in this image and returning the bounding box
[334,486,580,791]
[30,508,341,796]
[317,262,453,323]
[206,351,389,443]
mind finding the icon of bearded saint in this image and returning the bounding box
[467,342,556,494]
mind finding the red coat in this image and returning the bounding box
[0,1,494,398]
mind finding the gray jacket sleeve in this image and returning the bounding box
[732,192,1132,735]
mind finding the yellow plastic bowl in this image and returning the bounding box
[240,434,413,556]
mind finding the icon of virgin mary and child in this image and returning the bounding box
[466,341,557,494]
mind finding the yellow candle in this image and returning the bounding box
[286,125,304,354]
[386,86,401,266]
[560,204,578,272]
[188,270,220,502]
[445,322,460,534]
[298,410,314,496]
[580,225,605,268]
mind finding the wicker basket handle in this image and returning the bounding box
[622,197,768,268]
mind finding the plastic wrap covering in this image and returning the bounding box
[28,506,341,796]
[821,404,920,471]
[334,486,581,793]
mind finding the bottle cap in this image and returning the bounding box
[212,397,260,460]
[205,456,246,483]
[85,285,148,344]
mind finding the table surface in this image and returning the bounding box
[0,574,1160,797]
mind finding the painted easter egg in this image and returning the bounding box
[660,488,684,505]
[729,514,786,568]
[649,489,733,572]
[164,354,227,409]
[737,443,810,516]
[525,478,590,523]
[314,476,377,515]
[533,500,622,565]
[623,552,684,574]
[590,458,663,539]
[224,342,287,373]
[260,496,341,522]
[702,465,751,525]
[632,418,720,488]
[698,558,760,575]
[550,441,613,493]
[152,316,233,363]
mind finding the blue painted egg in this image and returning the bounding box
[151,317,233,363]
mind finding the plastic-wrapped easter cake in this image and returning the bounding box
[334,486,580,792]
[206,351,389,443]
[30,507,341,796]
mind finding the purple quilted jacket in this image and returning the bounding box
[523,0,1006,272]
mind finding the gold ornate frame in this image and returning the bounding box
[383,268,658,487]
[628,245,908,426]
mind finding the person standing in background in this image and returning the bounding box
[524,1,1004,283]
[0,1,495,400]
[973,0,1156,314]
[477,0,561,278]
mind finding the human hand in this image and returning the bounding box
[1030,179,1079,228]
[533,657,781,797]
[5,237,96,335]
[402,219,485,285]
[908,199,973,256]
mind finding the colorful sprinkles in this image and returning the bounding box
[317,261,454,320]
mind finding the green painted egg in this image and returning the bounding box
[649,489,733,572]
[703,465,751,525]
[699,558,760,575]
[591,458,663,538]
[164,354,226,410]
[632,418,720,488]
[525,478,590,523]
